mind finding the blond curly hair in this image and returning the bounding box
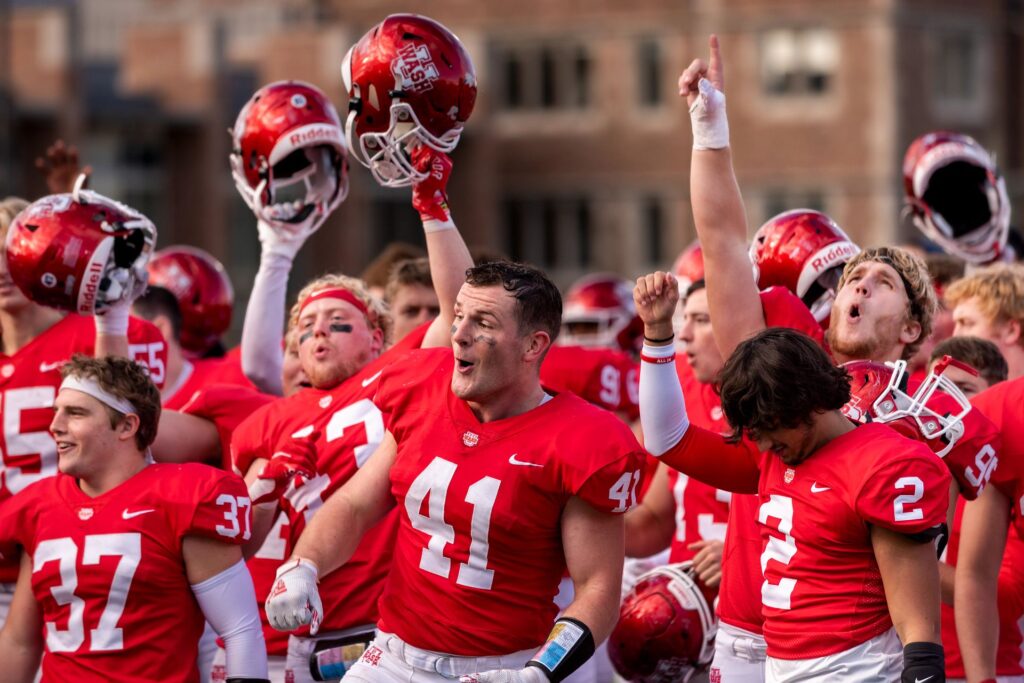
[288,273,392,347]
[944,263,1024,344]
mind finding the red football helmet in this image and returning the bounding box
[903,131,1009,264]
[608,562,716,683]
[148,246,234,355]
[341,14,477,187]
[5,187,156,315]
[560,273,643,353]
[841,356,974,457]
[672,241,705,294]
[231,81,348,233]
[750,210,860,326]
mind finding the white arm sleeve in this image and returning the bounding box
[192,559,269,680]
[639,343,690,456]
[240,229,293,396]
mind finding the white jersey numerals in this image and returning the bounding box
[215,494,252,540]
[405,457,502,590]
[672,474,729,543]
[33,533,141,652]
[964,444,998,492]
[2,386,58,495]
[599,364,621,407]
[609,470,641,513]
[893,476,925,522]
[128,342,166,385]
[758,494,798,610]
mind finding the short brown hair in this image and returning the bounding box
[360,242,426,290]
[384,258,433,303]
[288,273,393,347]
[944,263,1024,344]
[838,246,938,360]
[718,328,851,444]
[929,336,1008,387]
[464,261,562,342]
[60,355,162,450]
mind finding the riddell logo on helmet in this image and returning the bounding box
[289,126,340,147]
[392,43,439,93]
[810,243,857,274]
[77,260,104,313]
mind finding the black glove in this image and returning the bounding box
[901,642,944,683]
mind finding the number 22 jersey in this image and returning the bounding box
[373,348,647,656]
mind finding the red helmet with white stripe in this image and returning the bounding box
[341,14,477,188]
[561,273,643,353]
[147,246,234,355]
[230,81,348,233]
[672,241,705,294]
[750,209,860,326]
[5,187,155,315]
[608,562,716,682]
[903,131,1009,264]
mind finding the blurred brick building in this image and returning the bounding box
[1,0,1022,338]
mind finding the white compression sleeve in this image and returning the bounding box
[240,243,291,396]
[639,343,690,456]
[192,559,269,679]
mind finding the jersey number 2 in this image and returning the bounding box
[405,457,501,591]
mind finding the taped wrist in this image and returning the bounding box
[95,302,130,336]
[526,618,595,682]
[901,642,944,683]
[689,79,729,150]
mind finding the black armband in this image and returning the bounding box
[226,678,271,683]
[525,617,596,682]
[900,641,944,683]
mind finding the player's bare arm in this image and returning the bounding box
[955,482,1008,680]
[623,463,676,558]
[871,525,942,645]
[0,554,43,683]
[240,458,279,559]
[149,410,222,466]
[560,496,627,644]
[683,35,766,358]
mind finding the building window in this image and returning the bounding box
[493,42,593,112]
[933,31,979,103]
[636,39,663,107]
[503,195,592,269]
[760,28,838,97]
[369,197,426,254]
[642,197,664,263]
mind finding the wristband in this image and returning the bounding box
[900,642,944,683]
[422,217,456,233]
[641,354,675,365]
[526,617,595,683]
[643,334,675,344]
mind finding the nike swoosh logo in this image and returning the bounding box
[915,677,934,683]
[810,483,831,493]
[361,370,383,388]
[122,509,155,520]
[508,453,543,468]
[39,361,63,373]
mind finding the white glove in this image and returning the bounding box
[95,298,132,336]
[689,78,729,150]
[257,219,316,262]
[265,558,322,634]
[459,667,548,683]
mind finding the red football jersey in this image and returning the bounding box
[541,344,639,417]
[666,361,730,564]
[373,348,646,655]
[942,497,1024,676]
[759,286,827,351]
[969,378,1022,530]
[0,463,249,683]
[230,325,427,635]
[163,358,259,410]
[0,314,167,582]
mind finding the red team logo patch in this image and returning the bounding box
[361,645,383,667]
[78,507,94,520]
[462,431,479,447]
[391,43,439,93]
[784,468,795,484]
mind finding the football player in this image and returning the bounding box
[945,263,1024,380]
[384,258,441,343]
[635,278,949,681]
[0,191,167,627]
[264,261,645,683]
[0,356,267,683]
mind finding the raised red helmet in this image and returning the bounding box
[608,562,716,683]
[341,13,477,187]
[750,209,859,326]
[5,189,156,315]
[903,131,1009,264]
[148,246,234,355]
[560,273,643,353]
[672,241,705,294]
[841,357,973,457]
[230,81,348,232]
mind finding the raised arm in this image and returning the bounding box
[682,35,766,358]
[0,554,43,683]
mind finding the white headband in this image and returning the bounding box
[60,375,138,416]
